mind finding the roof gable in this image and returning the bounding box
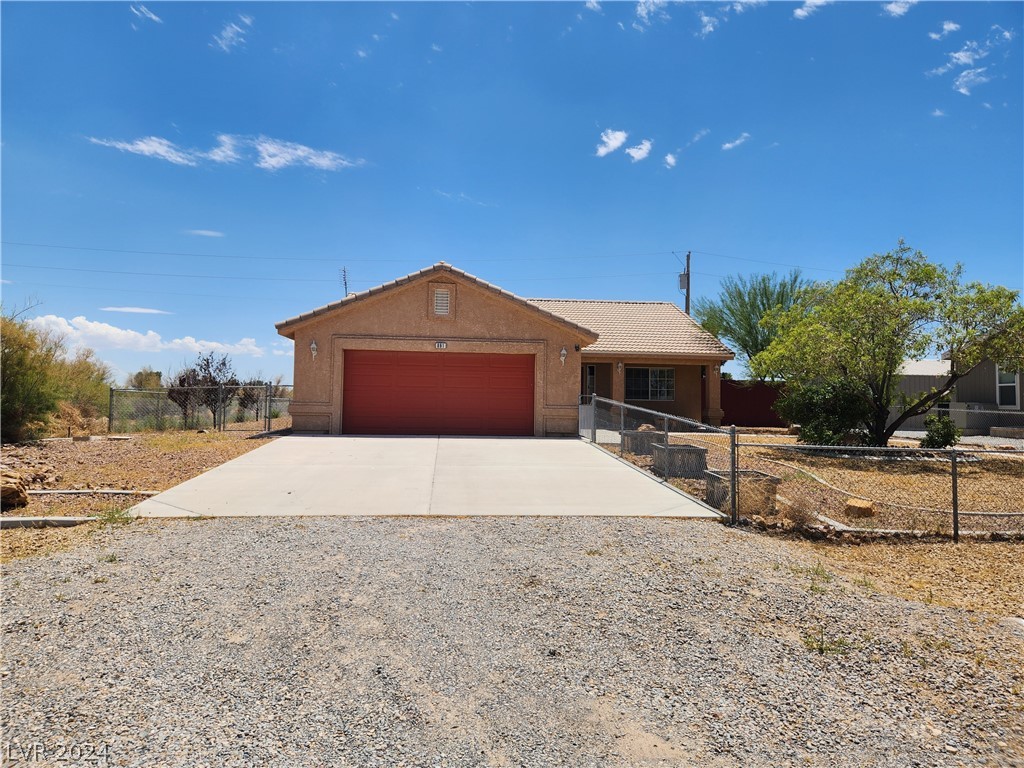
[275,262,600,341]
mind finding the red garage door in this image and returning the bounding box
[342,350,535,435]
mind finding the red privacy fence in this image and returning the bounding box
[721,380,786,428]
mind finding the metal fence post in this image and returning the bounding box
[108,388,115,434]
[729,425,738,525]
[619,404,625,456]
[218,384,225,431]
[266,381,272,432]
[590,397,597,443]
[951,449,960,544]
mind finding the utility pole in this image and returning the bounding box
[339,267,350,296]
[678,251,692,314]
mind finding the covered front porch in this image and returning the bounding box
[580,355,725,426]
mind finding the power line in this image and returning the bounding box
[3,263,334,283]
[687,249,845,275]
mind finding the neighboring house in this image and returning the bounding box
[275,262,734,436]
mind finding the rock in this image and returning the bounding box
[845,498,875,519]
[1,469,29,510]
[637,423,658,432]
[787,425,801,436]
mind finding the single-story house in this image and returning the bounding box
[275,262,734,436]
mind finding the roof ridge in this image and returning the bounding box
[528,298,678,305]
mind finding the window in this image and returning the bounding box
[997,366,1019,409]
[433,287,450,316]
[625,367,674,401]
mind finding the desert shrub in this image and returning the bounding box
[774,379,872,446]
[50,347,113,418]
[1,313,63,442]
[920,414,961,449]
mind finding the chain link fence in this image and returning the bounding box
[109,384,293,434]
[581,396,1024,540]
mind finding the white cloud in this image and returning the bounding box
[88,136,197,166]
[732,0,766,12]
[953,68,990,96]
[272,348,294,357]
[130,5,162,24]
[635,0,669,28]
[28,315,263,357]
[390,12,400,21]
[206,134,241,164]
[931,108,946,117]
[1,279,13,285]
[431,43,443,52]
[721,132,751,150]
[184,229,225,238]
[625,139,652,162]
[664,153,677,169]
[929,21,960,41]
[585,0,601,12]
[595,129,629,157]
[212,14,253,53]
[101,307,173,315]
[882,1,917,18]
[698,12,719,37]
[793,0,832,20]
[356,49,368,59]
[89,134,362,173]
[252,136,360,171]
[687,128,711,146]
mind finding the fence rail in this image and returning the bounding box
[581,396,1023,541]
[109,384,293,434]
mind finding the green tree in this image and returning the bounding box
[51,348,113,418]
[0,308,63,442]
[166,353,240,429]
[693,270,812,377]
[753,241,1024,446]
[125,367,163,390]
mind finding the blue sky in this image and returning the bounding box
[2,0,1021,382]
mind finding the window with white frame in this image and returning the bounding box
[996,366,1019,408]
[624,367,675,401]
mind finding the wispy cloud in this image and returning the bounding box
[585,0,601,12]
[184,229,225,238]
[931,108,946,117]
[252,136,360,171]
[431,43,443,52]
[929,20,960,41]
[929,40,987,75]
[732,0,767,12]
[634,0,669,30]
[882,1,917,18]
[88,136,197,166]
[211,14,253,53]
[434,189,492,207]
[390,12,399,21]
[595,129,629,157]
[698,12,719,37]
[793,0,832,20]
[664,153,677,169]
[953,68,990,96]
[356,49,369,59]
[721,132,751,150]
[100,306,173,315]
[28,315,263,357]
[88,134,363,172]
[130,4,162,25]
[625,139,652,162]
[687,128,711,147]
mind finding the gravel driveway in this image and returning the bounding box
[3,517,1022,767]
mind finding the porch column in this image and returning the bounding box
[703,362,725,426]
[612,361,625,402]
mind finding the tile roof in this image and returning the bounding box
[529,299,734,359]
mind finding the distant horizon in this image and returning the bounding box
[3,1,1021,382]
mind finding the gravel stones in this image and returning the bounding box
[2,516,1022,767]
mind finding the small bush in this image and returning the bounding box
[920,414,961,449]
[774,379,871,445]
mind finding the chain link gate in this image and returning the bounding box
[109,384,293,434]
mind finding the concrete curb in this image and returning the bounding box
[1,516,98,529]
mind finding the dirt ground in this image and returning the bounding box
[3,432,1022,618]
[1,431,274,561]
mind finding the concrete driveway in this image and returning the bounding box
[131,436,719,519]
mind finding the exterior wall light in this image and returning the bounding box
[559,347,568,366]
[617,362,623,374]
[310,340,318,360]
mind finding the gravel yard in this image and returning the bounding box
[3,516,1022,767]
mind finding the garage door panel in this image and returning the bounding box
[343,350,534,435]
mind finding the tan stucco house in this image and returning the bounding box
[275,263,733,436]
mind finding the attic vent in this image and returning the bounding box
[434,288,450,316]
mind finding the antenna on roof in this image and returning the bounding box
[678,251,691,314]
[339,267,350,296]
